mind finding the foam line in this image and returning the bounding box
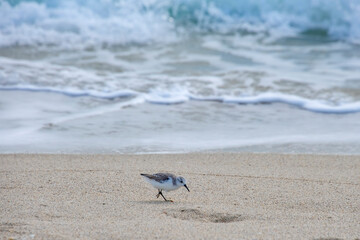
[0,85,137,99]
[145,95,189,105]
[51,96,145,125]
[223,93,360,114]
[1,86,360,114]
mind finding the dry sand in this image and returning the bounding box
[0,153,359,240]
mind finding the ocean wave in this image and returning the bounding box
[0,0,175,48]
[0,0,359,48]
[2,85,360,114]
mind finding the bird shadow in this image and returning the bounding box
[132,200,177,205]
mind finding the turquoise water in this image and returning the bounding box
[2,0,360,44]
[1,0,360,153]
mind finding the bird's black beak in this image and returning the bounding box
[184,184,190,192]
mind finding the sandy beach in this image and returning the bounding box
[0,153,359,239]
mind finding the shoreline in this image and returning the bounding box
[1,153,359,239]
[3,146,360,157]
[2,91,360,156]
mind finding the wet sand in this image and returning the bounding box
[1,153,359,239]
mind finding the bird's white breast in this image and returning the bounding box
[145,178,180,192]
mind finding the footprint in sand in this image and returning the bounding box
[164,208,245,223]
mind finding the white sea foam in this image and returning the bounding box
[145,87,190,105]
[2,85,360,114]
[223,93,360,114]
[0,85,137,99]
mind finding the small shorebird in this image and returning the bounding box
[140,173,190,202]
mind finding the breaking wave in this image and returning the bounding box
[1,0,359,48]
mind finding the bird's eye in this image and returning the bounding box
[180,180,183,183]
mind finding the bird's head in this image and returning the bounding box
[177,176,190,192]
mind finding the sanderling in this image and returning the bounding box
[140,173,190,202]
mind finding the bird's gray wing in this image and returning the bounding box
[155,173,177,185]
[141,173,174,183]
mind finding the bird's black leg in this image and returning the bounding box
[156,190,172,202]
[156,190,161,198]
[159,191,173,202]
